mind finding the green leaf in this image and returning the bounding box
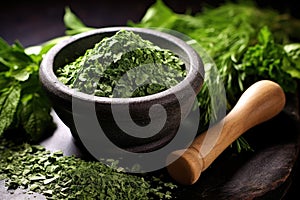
[43,176,59,185]
[0,73,11,89]
[0,38,56,141]
[29,174,46,181]
[128,0,178,28]
[0,43,35,82]
[20,91,53,142]
[64,7,86,30]
[0,37,10,51]
[3,48,32,67]
[258,26,273,45]
[11,68,31,81]
[284,43,300,78]
[0,83,21,135]
[63,7,94,35]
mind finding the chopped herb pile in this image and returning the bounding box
[56,29,186,98]
[0,138,176,200]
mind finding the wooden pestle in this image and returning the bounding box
[166,80,286,185]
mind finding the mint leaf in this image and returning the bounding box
[18,73,54,142]
[0,38,10,51]
[20,91,53,142]
[11,68,31,81]
[64,7,94,36]
[129,0,178,28]
[0,46,32,70]
[0,83,21,135]
[64,7,86,30]
[0,38,55,142]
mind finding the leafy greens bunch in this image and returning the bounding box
[0,8,75,142]
[0,39,56,142]
[128,0,300,151]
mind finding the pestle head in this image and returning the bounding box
[166,148,204,185]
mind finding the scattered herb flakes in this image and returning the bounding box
[0,138,177,199]
[0,179,47,200]
[56,29,186,98]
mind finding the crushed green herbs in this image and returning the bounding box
[0,138,177,199]
[56,29,186,98]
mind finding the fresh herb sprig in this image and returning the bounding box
[0,39,55,142]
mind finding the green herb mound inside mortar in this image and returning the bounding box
[56,29,186,97]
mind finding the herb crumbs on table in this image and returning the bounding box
[0,138,177,200]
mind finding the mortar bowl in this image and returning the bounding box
[39,27,204,154]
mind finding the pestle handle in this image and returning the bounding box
[166,80,286,185]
